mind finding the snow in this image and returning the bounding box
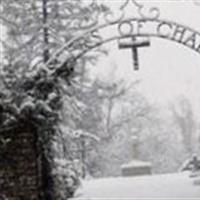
[71,172,200,199]
[121,160,152,168]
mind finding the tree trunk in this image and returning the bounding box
[42,0,50,63]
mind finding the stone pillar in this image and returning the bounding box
[121,135,152,177]
[131,135,139,159]
[0,127,42,200]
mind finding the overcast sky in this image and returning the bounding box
[89,0,200,113]
[1,0,200,111]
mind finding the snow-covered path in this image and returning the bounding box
[72,172,200,199]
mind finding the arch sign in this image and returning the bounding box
[118,19,200,53]
[45,0,200,72]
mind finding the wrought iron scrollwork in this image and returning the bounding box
[102,0,160,25]
[120,0,160,19]
[43,0,161,71]
[103,10,125,25]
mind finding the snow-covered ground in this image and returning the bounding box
[71,172,200,199]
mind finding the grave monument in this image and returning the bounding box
[121,136,152,177]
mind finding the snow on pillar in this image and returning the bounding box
[121,135,152,177]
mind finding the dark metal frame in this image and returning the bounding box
[41,0,200,72]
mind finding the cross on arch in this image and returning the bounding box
[118,36,150,70]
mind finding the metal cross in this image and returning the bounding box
[118,36,150,70]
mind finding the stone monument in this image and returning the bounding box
[121,136,152,177]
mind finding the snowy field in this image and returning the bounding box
[71,172,200,199]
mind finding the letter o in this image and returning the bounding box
[118,21,134,37]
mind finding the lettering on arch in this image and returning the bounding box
[46,18,200,68]
[116,19,200,54]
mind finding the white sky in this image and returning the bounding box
[90,0,200,110]
[1,0,200,111]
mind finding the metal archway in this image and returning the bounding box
[42,0,200,73]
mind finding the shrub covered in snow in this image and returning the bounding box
[0,61,80,199]
[53,158,81,199]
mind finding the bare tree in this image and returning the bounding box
[171,96,197,156]
[0,0,106,199]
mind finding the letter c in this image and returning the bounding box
[157,22,172,38]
